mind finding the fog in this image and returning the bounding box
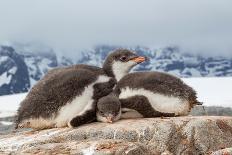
[0,0,232,57]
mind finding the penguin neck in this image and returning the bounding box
[103,61,130,82]
[112,67,128,82]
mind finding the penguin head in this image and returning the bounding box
[96,94,121,123]
[103,49,147,81]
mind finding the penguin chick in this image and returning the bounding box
[114,71,202,117]
[96,94,121,123]
[15,49,147,129]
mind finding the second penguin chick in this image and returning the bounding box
[97,71,202,123]
[97,94,121,123]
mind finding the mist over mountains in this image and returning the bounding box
[0,44,232,96]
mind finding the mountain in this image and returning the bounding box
[17,48,58,86]
[78,46,232,77]
[0,44,232,96]
[0,46,30,95]
[0,44,73,95]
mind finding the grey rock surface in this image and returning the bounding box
[0,116,232,154]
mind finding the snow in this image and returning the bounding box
[0,72,12,87]
[29,78,37,87]
[0,77,231,119]
[183,77,232,108]
[8,67,17,74]
[0,111,16,118]
[0,56,8,65]
[0,93,27,117]
[182,68,202,77]
[0,67,18,87]
[24,56,54,87]
[0,121,13,125]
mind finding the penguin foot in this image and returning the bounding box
[68,117,83,128]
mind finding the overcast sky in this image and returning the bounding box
[0,0,232,56]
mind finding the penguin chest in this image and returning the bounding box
[55,75,111,127]
[119,87,190,116]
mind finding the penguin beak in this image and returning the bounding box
[106,116,113,123]
[130,56,147,63]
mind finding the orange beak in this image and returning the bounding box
[106,116,113,123]
[131,56,146,63]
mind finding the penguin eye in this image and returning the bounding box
[120,56,127,62]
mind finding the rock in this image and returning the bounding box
[0,116,232,154]
[211,148,232,155]
[0,124,14,135]
[190,106,232,116]
[0,116,15,135]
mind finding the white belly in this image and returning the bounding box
[119,87,190,116]
[54,85,94,127]
[54,75,110,127]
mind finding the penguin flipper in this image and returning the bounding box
[69,105,96,127]
[93,78,117,100]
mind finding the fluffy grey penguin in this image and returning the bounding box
[15,49,146,129]
[97,71,202,123]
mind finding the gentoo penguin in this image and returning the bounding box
[97,71,202,123]
[15,49,147,129]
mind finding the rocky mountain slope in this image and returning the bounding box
[0,45,72,95]
[0,44,232,96]
[78,46,232,77]
[0,46,30,95]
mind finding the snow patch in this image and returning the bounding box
[0,67,17,87]
[0,56,8,65]
[0,72,12,87]
[183,77,232,108]
[0,93,27,117]
[0,121,13,125]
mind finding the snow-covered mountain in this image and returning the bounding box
[0,46,30,95]
[78,46,232,78]
[17,48,59,86]
[0,44,73,95]
[0,44,232,96]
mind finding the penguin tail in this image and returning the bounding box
[189,99,203,109]
[195,101,203,105]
